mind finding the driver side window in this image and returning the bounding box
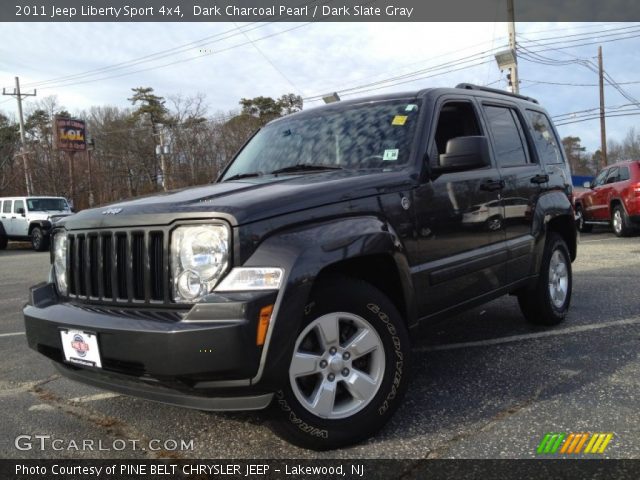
[593,168,609,187]
[433,101,482,157]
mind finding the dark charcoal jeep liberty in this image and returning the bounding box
[24,84,576,450]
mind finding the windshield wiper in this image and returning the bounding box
[270,164,343,175]
[223,172,263,182]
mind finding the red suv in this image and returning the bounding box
[574,160,640,236]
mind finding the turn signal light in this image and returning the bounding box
[257,305,274,346]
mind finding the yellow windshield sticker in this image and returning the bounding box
[392,115,408,126]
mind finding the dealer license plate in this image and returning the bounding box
[60,329,102,368]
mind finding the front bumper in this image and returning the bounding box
[23,282,278,410]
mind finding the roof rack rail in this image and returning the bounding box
[455,83,539,104]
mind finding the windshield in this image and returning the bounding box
[27,198,69,211]
[221,99,420,181]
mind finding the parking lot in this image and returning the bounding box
[1,229,639,459]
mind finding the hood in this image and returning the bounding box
[62,169,414,230]
[29,211,72,220]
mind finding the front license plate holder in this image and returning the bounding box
[59,329,102,368]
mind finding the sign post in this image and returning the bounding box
[54,117,87,208]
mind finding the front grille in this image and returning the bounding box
[67,229,169,304]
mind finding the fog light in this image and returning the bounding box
[177,270,202,299]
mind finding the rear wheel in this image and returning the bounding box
[0,234,7,250]
[31,227,49,251]
[612,205,632,237]
[270,278,410,450]
[518,233,572,326]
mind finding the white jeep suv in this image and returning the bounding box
[0,196,72,251]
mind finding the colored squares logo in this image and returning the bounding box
[537,433,613,454]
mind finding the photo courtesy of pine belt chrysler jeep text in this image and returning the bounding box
[23,84,577,450]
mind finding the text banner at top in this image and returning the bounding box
[4,0,640,22]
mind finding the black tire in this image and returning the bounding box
[31,227,49,252]
[270,277,410,450]
[518,233,572,326]
[575,205,592,233]
[0,234,7,250]
[611,205,632,237]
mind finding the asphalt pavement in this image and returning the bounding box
[1,229,639,459]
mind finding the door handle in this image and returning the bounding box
[11,216,16,219]
[480,179,505,192]
[531,174,549,184]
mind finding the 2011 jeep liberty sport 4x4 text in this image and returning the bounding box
[24,84,576,450]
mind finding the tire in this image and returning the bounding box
[611,205,632,237]
[575,205,592,233]
[518,233,572,326]
[486,215,503,232]
[31,227,49,252]
[270,277,410,450]
[0,234,7,250]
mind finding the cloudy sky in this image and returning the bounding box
[2,21,640,152]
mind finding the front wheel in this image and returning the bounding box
[270,278,410,450]
[31,227,49,252]
[575,206,592,233]
[518,233,572,326]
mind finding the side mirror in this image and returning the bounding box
[582,181,592,189]
[434,136,491,173]
[17,208,25,216]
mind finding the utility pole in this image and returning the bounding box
[598,46,608,168]
[86,138,95,207]
[507,0,520,94]
[155,125,168,192]
[68,151,76,207]
[2,76,36,195]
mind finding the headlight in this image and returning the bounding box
[171,224,229,302]
[53,232,68,295]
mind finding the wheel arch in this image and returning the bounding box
[240,215,415,387]
[533,190,577,263]
[610,197,626,214]
[28,220,52,235]
[546,214,577,261]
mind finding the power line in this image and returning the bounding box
[554,110,640,126]
[521,78,640,88]
[13,0,324,90]
[304,48,502,101]
[34,23,314,91]
[232,21,305,96]
[518,23,640,44]
[15,23,272,89]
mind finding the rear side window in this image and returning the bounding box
[526,110,564,165]
[619,166,630,181]
[13,200,24,213]
[483,105,528,167]
[2,201,11,214]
